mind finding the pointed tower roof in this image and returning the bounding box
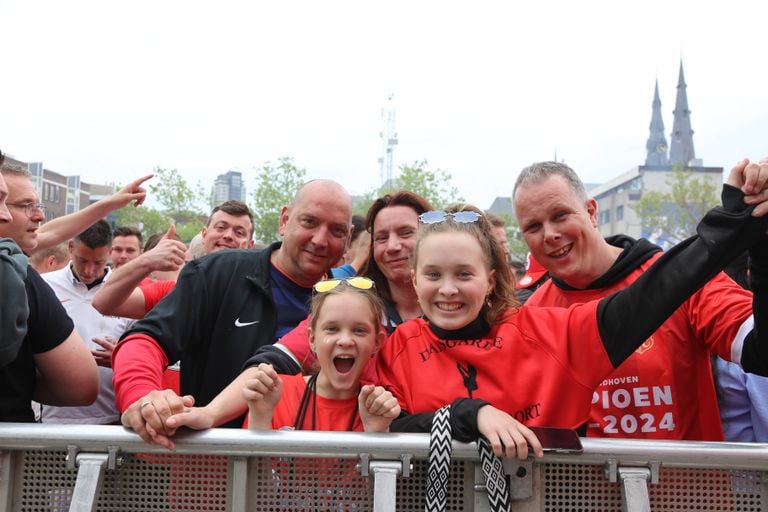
[668,60,696,166]
[645,80,669,166]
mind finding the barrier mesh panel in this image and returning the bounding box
[246,457,469,511]
[543,463,764,512]
[11,449,766,511]
[249,456,371,510]
[16,451,229,512]
[13,450,469,511]
[396,460,468,512]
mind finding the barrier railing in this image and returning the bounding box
[1,423,767,511]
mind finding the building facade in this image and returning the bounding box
[4,155,114,222]
[485,60,722,248]
[212,171,245,204]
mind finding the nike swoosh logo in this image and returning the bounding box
[234,318,260,327]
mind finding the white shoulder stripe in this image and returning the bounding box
[275,342,301,367]
[730,315,754,367]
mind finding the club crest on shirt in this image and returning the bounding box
[635,336,655,355]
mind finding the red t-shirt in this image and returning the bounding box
[244,374,363,431]
[377,304,613,429]
[139,280,176,313]
[526,255,753,441]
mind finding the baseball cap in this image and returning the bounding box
[516,252,548,289]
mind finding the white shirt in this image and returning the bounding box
[41,265,132,424]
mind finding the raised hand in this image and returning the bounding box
[143,225,187,272]
[358,385,401,432]
[243,363,282,429]
[113,174,153,208]
[728,158,768,216]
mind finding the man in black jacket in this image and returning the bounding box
[113,179,352,448]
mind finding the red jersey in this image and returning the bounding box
[377,304,615,429]
[527,252,753,440]
[269,374,363,432]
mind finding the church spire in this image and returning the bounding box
[668,60,696,166]
[645,80,669,166]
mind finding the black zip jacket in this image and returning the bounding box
[121,242,280,428]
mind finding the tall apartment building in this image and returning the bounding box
[212,171,246,204]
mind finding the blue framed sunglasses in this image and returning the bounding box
[418,211,482,224]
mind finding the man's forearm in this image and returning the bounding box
[35,198,122,253]
[203,367,256,426]
[34,173,151,254]
[92,257,153,315]
[112,335,168,411]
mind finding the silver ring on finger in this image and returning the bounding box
[139,400,153,411]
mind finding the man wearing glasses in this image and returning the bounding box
[0,160,100,421]
[0,165,47,254]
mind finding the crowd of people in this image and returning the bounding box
[2,147,768,464]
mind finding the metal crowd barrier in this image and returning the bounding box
[1,423,767,511]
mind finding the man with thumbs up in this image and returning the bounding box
[93,201,254,319]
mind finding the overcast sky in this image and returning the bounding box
[2,1,766,210]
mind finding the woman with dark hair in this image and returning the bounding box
[266,190,433,374]
[360,190,432,332]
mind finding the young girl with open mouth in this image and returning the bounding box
[237,276,401,432]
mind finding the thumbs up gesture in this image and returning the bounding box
[142,224,188,272]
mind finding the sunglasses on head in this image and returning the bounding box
[313,276,376,293]
[418,210,482,225]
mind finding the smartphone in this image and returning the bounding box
[529,426,583,453]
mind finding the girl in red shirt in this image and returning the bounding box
[245,277,401,432]
[380,179,767,460]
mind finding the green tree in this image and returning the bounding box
[632,167,719,246]
[353,160,465,216]
[112,204,173,242]
[493,212,529,261]
[112,167,209,243]
[149,167,206,223]
[250,156,306,244]
[175,219,205,242]
[390,160,464,209]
